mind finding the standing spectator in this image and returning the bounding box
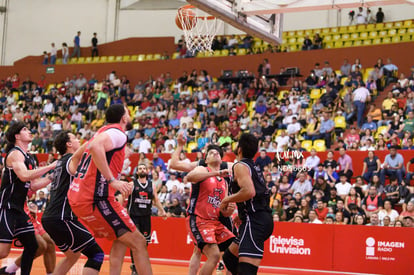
[376,7,384,23]
[62,42,69,64]
[71,31,81,58]
[380,146,405,184]
[338,147,353,181]
[50,43,57,65]
[356,7,367,24]
[353,83,371,128]
[366,9,376,24]
[91,32,98,57]
[340,59,352,78]
[42,51,48,65]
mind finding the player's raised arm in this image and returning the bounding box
[169,132,198,172]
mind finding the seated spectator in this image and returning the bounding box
[165,198,185,218]
[314,111,334,148]
[361,150,381,183]
[382,92,397,116]
[165,173,180,192]
[308,209,322,224]
[362,185,383,218]
[255,149,272,172]
[314,200,328,222]
[403,216,414,227]
[335,199,351,224]
[380,146,405,184]
[378,199,399,226]
[366,213,380,226]
[400,201,414,220]
[335,173,352,199]
[289,172,312,197]
[384,177,400,204]
[312,33,323,49]
[305,149,320,178]
[361,115,377,132]
[337,147,353,180]
[301,35,313,50]
[286,116,301,136]
[285,199,299,222]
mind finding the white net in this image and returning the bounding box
[177,5,222,53]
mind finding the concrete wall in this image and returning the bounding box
[0,0,413,65]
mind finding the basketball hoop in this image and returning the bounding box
[176,5,222,53]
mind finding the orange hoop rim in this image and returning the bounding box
[178,4,216,21]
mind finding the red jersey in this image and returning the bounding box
[187,167,226,220]
[68,124,126,205]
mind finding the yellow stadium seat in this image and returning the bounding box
[130,55,138,61]
[363,39,372,46]
[187,142,198,153]
[123,55,131,62]
[85,57,92,63]
[324,35,332,42]
[77,57,85,64]
[363,68,374,82]
[369,31,378,38]
[354,40,362,46]
[305,29,313,35]
[334,41,343,48]
[310,89,322,100]
[115,56,122,62]
[13,91,20,101]
[153,54,161,60]
[378,30,387,38]
[384,22,393,29]
[359,32,368,39]
[287,31,295,37]
[343,41,353,47]
[146,54,154,60]
[341,33,350,41]
[357,25,366,32]
[372,38,381,45]
[334,116,346,129]
[92,56,100,63]
[324,42,334,49]
[408,28,414,35]
[339,26,347,33]
[382,37,391,44]
[394,21,403,28]
[99,56,107,62]
[313,140,326,152]
[107,56,115,62]
[330,27,338,33]
[350,32,359,40]
[402,34,412,42]
[348,25,356,32]
[322,28,330,35]
[388,29,397,36]
[375,126,388,139]
[392,36,401,43]
[238,48,246,55]
[366,24,375,31]
[221,49,229,56]
[288,37,297,44]
[138,54,146,61]
[301,140,313,152]
[404,20,413,27]
[68,58,77,64]
[56,58,62,64]
[398,28,407,35]
[193,121,201,129]
[376,23,384,29]
[297,36,305,43]
[296,30,304,36]
[333,34,341,41]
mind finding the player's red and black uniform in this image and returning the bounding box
[187,167,234,251]
[0,146,38,275]
[68,124,136,240]
[42,153,98,253]
[127,178,153,243]
[231,158,273,259]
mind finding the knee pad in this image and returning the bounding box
[223,249,238,275]
[238,262,258,275]
[82,243,104,271]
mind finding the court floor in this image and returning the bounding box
[1,250,362,274]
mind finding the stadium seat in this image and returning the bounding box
[138,54,146,61]
[375,126,388,139]
[92,56,100,63]
[404,20,413,27]
[107,56,115,62]
[339,26,347,33]
[310,89,322,100]
[68,58,77,64]
[187,142,198,153]
[369,31,378,38]
[301,140,313,152]
[392,36,401,43]
[353,40,362,46]
[146,54,154,60]
[363,39,372,46]
[238,48,246,55]
[56,58,62,64]
[193,121,201,129]
[334,41,343,48]
[378,30,387,38]
[384,22,394,29]
[130,55,138,61]
[398,28,407,35]
[366,24,375,31]
[343,41,353,47]
[330,27,338,33]
[382,37,391,44]
[394,21,403,28]
[341,33,350,41]
[350,32,359,40]
[359,32,368,39]
[115,56,122,62]
[123,55,131,62]
[153,54,161,60]
[85,57,92,63]
[313,140,326,152]
[388,29,397,36]
[99,56,107,62]
[372,38,381,45]
[402,34,412,42]
[348,25,356,32]
[77,57,85,64]
[363,68,374,82]
[334,116,346,129]
[357,25,366,32]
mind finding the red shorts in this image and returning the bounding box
[71,199,136,240]
[187,215,234,249]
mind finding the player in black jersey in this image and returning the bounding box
[169,133,235,275]
[41,131,104,275]
[126,163,166,275]
[221,133,273,275]
[0,122,56,275]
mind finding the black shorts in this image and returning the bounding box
[0,208,34,243]
[42,218,96,253]
[235,211,274,259]
[130,215,151,243]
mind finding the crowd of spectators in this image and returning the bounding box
[0,55,413,226]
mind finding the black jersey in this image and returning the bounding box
[127,178,154,217]
[0,146,36,213]
[42,153,75,221]
[231,158,271,222]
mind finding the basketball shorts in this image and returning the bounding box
[71,199,136,240]
[235,211,274,259]
[187,215,235,251]
[42,218,96,253]
[130,215,151,243]
[0,208,35,243]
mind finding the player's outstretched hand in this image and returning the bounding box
[111,180,133,197]
[159,209,168,220]
[218,169,230,177]
[177,132,187,147]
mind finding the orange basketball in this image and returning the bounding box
[175,9,197,30]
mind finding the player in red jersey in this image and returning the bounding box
[67,104,152,275]
[186,144,235,275]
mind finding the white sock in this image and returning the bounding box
[5,263,19,273]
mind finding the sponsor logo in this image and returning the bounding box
[269,235,311,255]
[149,231,159,244]
[365,237,404,261]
